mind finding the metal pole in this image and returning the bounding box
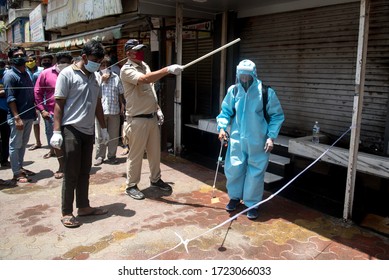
[219,12,228,108]
[174,2,183,155]
[182,38,241,69]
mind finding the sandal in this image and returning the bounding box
[12,172,32,183]
[54,171,64,179]
[61,215,81,228]
[77,207,108,216]
[28,144,42,151]
[43,151,55,159]
[21,168,36,176]
[120,147,129,155]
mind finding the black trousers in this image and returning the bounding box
[0,109,10,164]
[61,125,94,215]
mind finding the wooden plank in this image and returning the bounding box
[288,135,389,179]
[344,0,371,220]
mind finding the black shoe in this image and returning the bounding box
[225,199,240,212]
[106,157,118,164]
[150,179,172,192]
[125,186,145,200]
[247,208,259,220]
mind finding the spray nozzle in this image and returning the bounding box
[223,131,230,147]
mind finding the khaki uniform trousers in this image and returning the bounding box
[125,116,161,188]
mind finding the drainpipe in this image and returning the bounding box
[174,2,183,155]
[343,0,370,221]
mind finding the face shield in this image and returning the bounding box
[236,60,257,90]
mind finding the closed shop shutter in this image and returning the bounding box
[182,37,213,118]
[239,0,389,155]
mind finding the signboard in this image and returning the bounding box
[29,4,45,42]
[13,22,22,43]
[46,0,123,30]
[7,28,12,44]
[24,21,30,42]
[166,21,212,40]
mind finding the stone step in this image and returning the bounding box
[265,172,283,184]
[269,153,290,166]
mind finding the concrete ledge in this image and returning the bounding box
[265,172,283,184]
[288,135,389,179]
[274,135,292,148]
[269,153,290,166]
[187,120,292,149]
[198,119,218,134]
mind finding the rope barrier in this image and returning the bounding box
[148,126,352,260]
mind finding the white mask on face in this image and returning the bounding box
[84,60,101,72]
[101,68,111,75]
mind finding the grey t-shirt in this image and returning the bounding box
[55,64,101,135]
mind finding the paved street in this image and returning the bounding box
[0,129,389,261]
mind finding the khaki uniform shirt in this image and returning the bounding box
[120,60,158,117]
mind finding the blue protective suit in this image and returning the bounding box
[216,60,284,207]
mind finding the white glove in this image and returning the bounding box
[101,128,110,145]
[167,64,183,75]
[50,131,63,149]
[157,109,164,126]
[264,138,274,153]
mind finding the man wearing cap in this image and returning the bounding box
[120,39,183,200]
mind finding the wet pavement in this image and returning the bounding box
[0,131,389,261]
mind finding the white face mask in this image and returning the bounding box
[101,68,111,75]
[55,63,70,73]
[84,60,101,72]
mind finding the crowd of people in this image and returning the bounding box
[0,39,284,227]
[0,39,183,227]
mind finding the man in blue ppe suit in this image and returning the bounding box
[217,59,284,220]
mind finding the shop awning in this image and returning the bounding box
[48,24,122,49]
[7,41,49,50]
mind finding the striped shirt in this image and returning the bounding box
[98,72,124,115]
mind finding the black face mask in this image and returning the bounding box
[12,56,27,66]
[42,62,52,68]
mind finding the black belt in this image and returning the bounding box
[132,112,156,119]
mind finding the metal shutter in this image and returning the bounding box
[239,0,389,155]
[182,37,213,117]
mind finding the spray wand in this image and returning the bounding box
[211,131,229,203]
